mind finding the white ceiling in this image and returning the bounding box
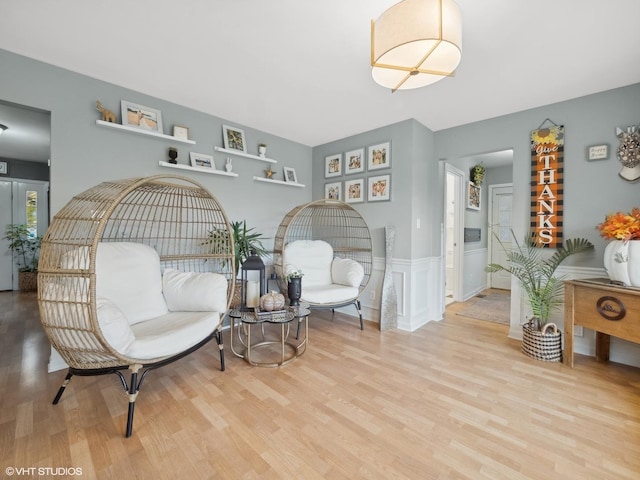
[1,0,639,159]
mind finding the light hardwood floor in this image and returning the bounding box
[1,291,639,479]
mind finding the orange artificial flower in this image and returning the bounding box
[596,207,640,241]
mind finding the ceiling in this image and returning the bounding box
[1,0,639,160]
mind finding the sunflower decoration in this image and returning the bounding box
[531,125,564,147]
[264,165,277,179]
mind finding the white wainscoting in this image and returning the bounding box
[463,248,488,300]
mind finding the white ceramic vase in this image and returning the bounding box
[603,240,640,286]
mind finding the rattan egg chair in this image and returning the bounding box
[38,174,235,437]
[273,199,372,329]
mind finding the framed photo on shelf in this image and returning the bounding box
[325,181,342,200]
[283,166,298,183]
[368,174,390,202]
[0,161,7,175]
[121,100,163,133]
[467,182,481,210]
[325,153,342,178]
[173,125,189,140]
[344,178,364,203]
[222,125,247,153]
[367,142,390,171]
[189,152,215,169]
[345,148,364,175]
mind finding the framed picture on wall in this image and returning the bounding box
[368,174,390,202]
[283,166,298,183]
[325,181,342,200]
[222,124,247,153]
[367,142,390,171]
[467,182,481,210]
[190,152,215,169]
[345,148,364,174]
[325,154,342,178]
[345,178,364,203]
[121,100,163,133]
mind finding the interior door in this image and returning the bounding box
[0,180,13,290]
[489,184,513,290]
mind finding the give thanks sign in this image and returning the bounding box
[530,125,564,248]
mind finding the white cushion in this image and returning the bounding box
[96,297,135,354]
[301,284,359,305]
[331,257,364,288]
[126,311,219,359]
[284,240,333,287]
[96,242,169,325]
[162,268,228,312]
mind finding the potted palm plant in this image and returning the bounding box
[3,224,42,292]
[486,232,593,361]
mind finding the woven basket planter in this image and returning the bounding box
[18,271,38,292]
[522,321,562,362]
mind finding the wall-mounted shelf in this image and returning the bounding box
[159,161,238,177]
[214,146,277,163]
[253,176,305,188]
[97,120,196,145]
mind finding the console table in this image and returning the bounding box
[564,278,640,367]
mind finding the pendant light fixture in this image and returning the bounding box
[0,124,8,135]
[371,0,462,92]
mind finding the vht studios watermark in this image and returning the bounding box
[5,466,83,476]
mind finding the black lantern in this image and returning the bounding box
[240,250,265,310]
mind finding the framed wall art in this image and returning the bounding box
[345,178,364,203]
[467,181,481,210]
[190,152,215,169]
[283,166,298,183]
[345,148,364,175]
[173,125,189,140]
[121,100,163,133]
[368,174,390,202]
[0,161,7,175]
[587,144,609,161]
[222,124,247,153]
[367,142,390,171]
[325,181,342,200]
[325,153,342,178]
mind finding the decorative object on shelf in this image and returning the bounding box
[283,166,297,183]
[3,224,42,292]
[486,231,593,361]
[380,225,397,331]
[367,142,391,171]
[597,206,640,286]
[324,181,342,200]
[264,165,277,179]
[469,163,485,185]
[258,143,267,157]
[167,147,178,164]
[222,124,247,153]
[587,144,609,161]
[467,181,480,210]
[286,269,304,307]
[190,152,214,169]
[368,174,391,202]
[615,125,640,182]
[225,157,233,172]
[0,161,7,175]
[241,251,265,310]
[531,121,564,248]
[259,291,285,312]
[344,178,364,203]
[96,100,116,123]
[325,153,342,178]
[345,148,364,174]
[121,100,163,133]
[173,125,189,140]
[371,0,462,92]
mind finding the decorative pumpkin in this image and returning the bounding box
[259,291,285,311]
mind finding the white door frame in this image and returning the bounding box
[444,164,465,305]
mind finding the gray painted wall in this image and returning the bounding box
[0,49,312,252]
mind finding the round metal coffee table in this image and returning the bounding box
[229,305,309,367]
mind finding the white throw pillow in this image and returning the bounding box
[284,240,333,286]
[331,257,364,287]
[162,268,228,312]
[96,297,135,354]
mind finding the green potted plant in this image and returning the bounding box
[486,232,593,361]
[470,164,486,185]
[3,224,42,292]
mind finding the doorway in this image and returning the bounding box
[488,183,513,290]
[444,164,464,305]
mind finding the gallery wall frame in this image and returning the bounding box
[121,100,163,133]
[222,124,247,153]
[367,142,390,171]
[368,174,390,202]
[467,181,481,210]
[325,154,342,178]
[345,178,365,203]
[345,148,364,175]
[325,181,342,200]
